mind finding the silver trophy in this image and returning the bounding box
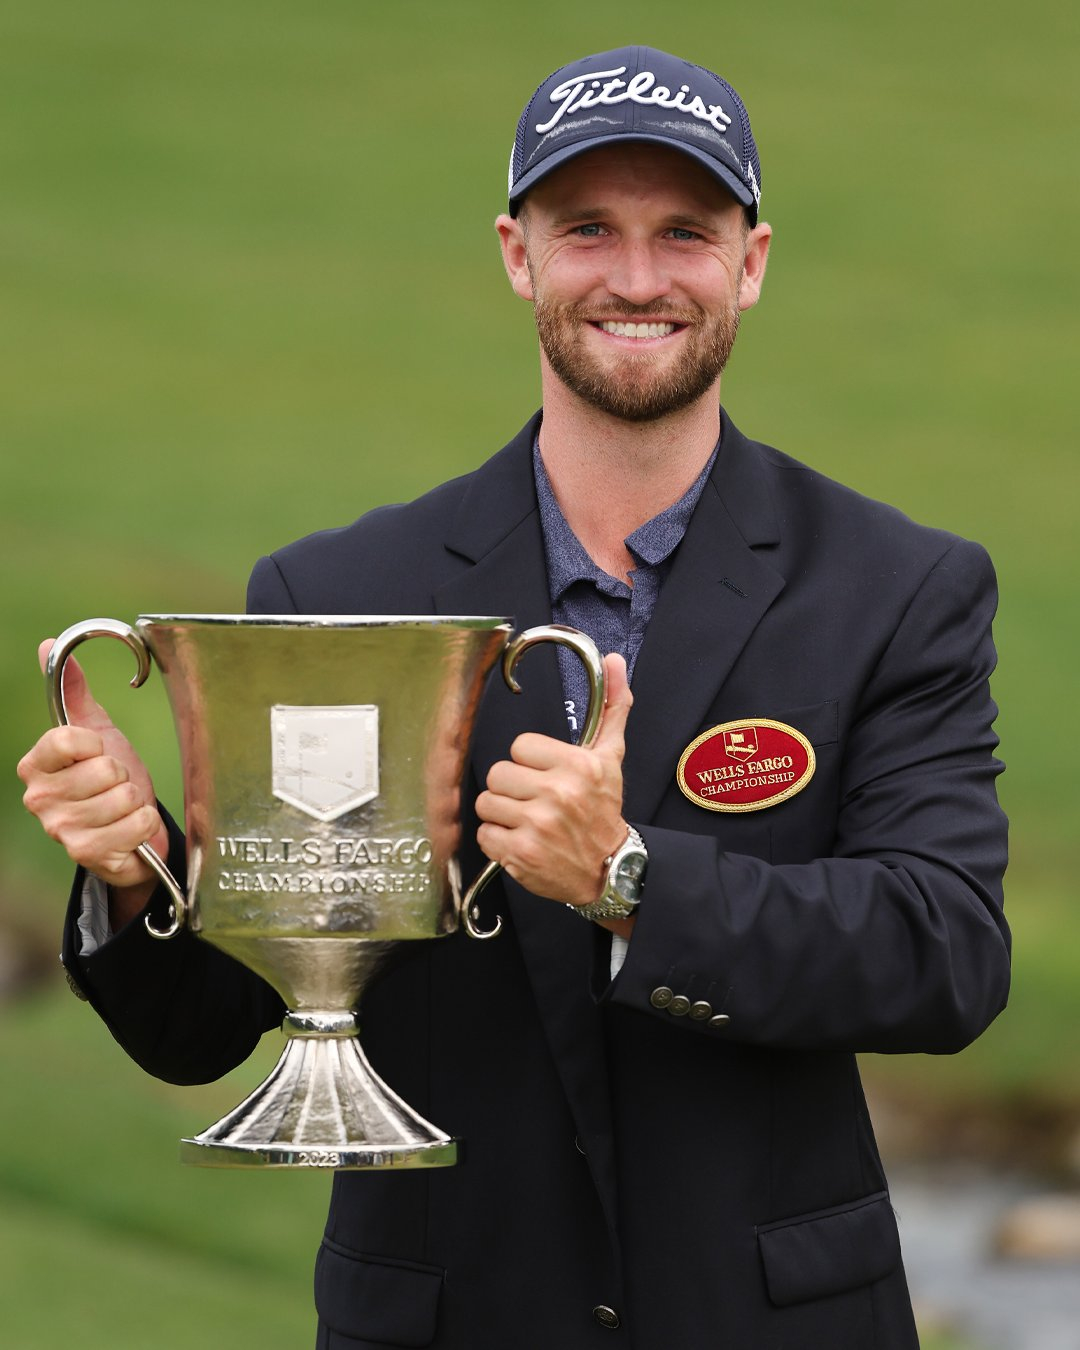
[46,615,604,1170]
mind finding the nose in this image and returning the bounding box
[605,238,671,306]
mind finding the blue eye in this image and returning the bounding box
[670,228,698,241]
[576,223,603,237]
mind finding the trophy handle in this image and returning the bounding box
[461,624,607,940]
[45,619,188,941]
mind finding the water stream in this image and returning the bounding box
[891,1165,1080,1350]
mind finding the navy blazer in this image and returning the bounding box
[65,410,1010,1349]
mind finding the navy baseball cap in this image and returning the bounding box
[508,46,762,223]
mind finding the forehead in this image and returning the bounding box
[525,141,740,219]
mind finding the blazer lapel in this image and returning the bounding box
[434,418,621,1237]
[623,415,786,824]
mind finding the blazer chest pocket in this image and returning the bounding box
[315,1240,444,1347]
[756,1190,901,1308]
[769,698,838,751]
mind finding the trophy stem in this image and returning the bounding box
[180,1012,457,1170]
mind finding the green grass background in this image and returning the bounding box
[1,0,1076,1344]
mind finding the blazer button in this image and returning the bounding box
[64,968,89,1002]
[708,1014,731,1030]
[689,1000,713,1020]
[668,995,691,1016]
[649,986,674,1009]
[593,1305,621,1329]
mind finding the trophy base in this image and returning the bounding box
[180,1014,457,1171]
[179,1137,458,1170]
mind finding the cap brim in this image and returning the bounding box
[509,132,756,222]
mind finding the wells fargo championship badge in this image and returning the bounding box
[676,719,816,813]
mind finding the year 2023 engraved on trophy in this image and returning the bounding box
[46,615,605,1170]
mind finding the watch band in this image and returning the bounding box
[569,826,647,922]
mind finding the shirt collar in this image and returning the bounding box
[533,437,719,601]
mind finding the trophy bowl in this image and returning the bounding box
[46,615,604,1170]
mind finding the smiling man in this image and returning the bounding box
[19,46,1009,1350]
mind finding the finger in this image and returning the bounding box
[475,820,512,865]
[65,804,165,878]
[474,788,529,829]
[507,732,579,771]
[18,725,106,778]
[485,758,549,799]
[37,640,110,732]
[52,778,146,832]
[55,751,131,797]
[593,653,633,749]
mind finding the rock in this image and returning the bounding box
[0,922,57,1000]
[993,1194,1080,1261]
[1066,1127,1080,1180]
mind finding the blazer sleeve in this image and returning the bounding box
[58,558,301,1084]
[605,538,1010,1055]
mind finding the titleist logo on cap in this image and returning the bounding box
[536,66,735,136]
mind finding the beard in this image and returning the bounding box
[533,295,741,423]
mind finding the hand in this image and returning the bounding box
[475,652,632,906]
[17,640,168,926]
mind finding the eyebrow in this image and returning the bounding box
[666,213,716,232]
[547,208,720,232]
[549,207,607,227]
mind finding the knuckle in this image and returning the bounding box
[510,732,539,762]
[88,756,122,792]
[517,839,543,872]
[60,829,91,863]
[532,803,559,836]
[51,726,81,759]
[553,775,587,812]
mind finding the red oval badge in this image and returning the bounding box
[676,719,815,813]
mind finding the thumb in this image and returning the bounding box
[38,639,110,731]
[594,652,633,749]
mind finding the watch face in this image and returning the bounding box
[614,850,646,901]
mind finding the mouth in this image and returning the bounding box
[590,319,685,341]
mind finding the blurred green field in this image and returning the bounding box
[2,0,1077,1345]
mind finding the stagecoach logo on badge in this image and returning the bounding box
[271,705,380,822]
[676,718,815,814]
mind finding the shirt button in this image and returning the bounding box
[649,986,674,1009]
[593,1305,621,1329]
[689,1000,713,1020]
[708,1014,731,1030]
[668,995,691,1016]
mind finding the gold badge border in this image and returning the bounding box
[676,718,817,814]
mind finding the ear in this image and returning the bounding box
[495,213,534,302]
[737,221,772,312]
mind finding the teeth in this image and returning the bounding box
[599,321,676,338]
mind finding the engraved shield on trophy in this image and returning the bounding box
[271,705,381,822]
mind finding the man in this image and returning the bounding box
[18,46,1009,1349]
